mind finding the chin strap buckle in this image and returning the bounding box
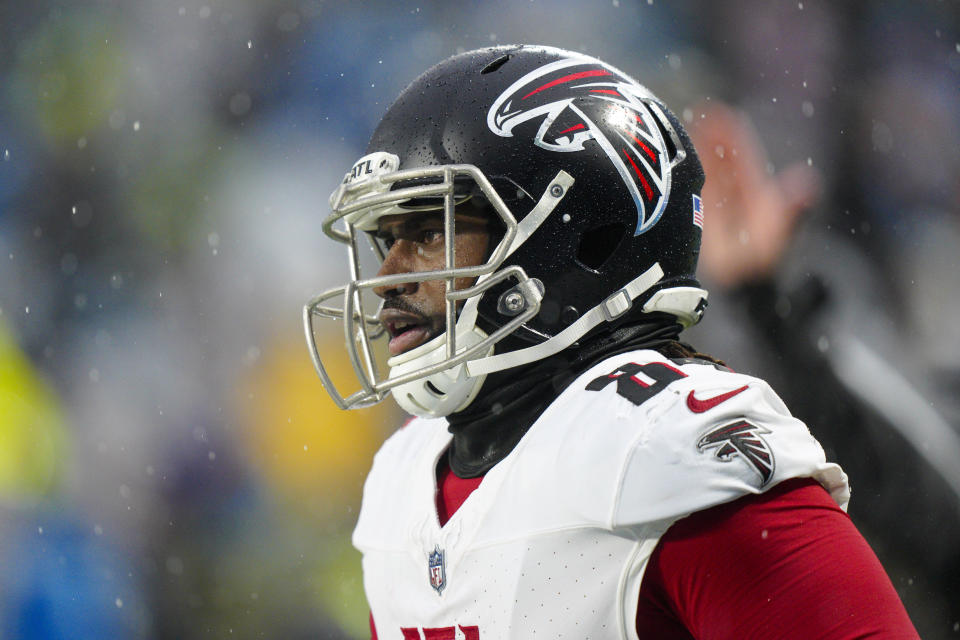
[601,290,633,321]
[641,287,709,328]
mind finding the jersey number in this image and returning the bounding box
[585,361,687,405]
[401,625,480,639]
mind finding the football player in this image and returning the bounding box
[304,45,918,638]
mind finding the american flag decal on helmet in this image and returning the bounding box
[697,420,775,486]
[692,194,704,229]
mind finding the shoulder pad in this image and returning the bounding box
[554,350,848,526]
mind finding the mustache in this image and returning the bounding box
[379,297,447,331]
[380,297,428,317]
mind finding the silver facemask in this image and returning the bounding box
[304,152,704,417]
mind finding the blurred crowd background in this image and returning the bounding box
[1,0,958,638]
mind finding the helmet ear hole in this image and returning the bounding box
[576,222,626,272]
[647,101,685,165]
[653,117,678,160]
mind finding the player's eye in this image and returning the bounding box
[417,228,444,245]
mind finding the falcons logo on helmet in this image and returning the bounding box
[487,56,684,236]
[697,420,775,486]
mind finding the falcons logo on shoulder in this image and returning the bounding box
[487,56,685,236]
[697,420,775,486]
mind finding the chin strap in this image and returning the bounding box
[465,262,670,378]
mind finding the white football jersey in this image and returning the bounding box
[353,349,848,640]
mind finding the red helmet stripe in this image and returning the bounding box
[522,69,612,100]
[623,148,654,200]
[558,123,586,135]
[631,135,657,161]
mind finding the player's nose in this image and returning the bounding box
[373,240,418,299]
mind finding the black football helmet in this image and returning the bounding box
[304,44,707,416]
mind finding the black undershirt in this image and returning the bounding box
[446,320,684,478]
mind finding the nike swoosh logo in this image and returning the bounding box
[686,385,749,413]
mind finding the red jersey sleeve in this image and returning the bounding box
[636,477,919,639]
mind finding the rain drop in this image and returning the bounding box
[71,201,93,227]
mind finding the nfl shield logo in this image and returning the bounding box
[428,546,446,594]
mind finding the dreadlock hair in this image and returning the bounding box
[658,340,728,368]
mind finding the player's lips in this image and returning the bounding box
[380,308,435,356]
